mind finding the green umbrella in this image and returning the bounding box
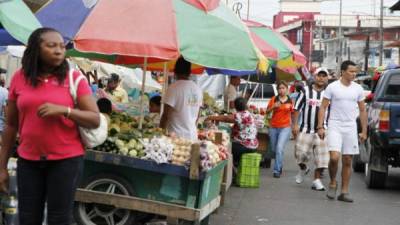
[0,0,41,44]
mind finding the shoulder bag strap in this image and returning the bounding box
[69,69,87,105]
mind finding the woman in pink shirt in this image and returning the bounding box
[0,28,100,225]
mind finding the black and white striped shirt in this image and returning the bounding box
[294,85,329,134]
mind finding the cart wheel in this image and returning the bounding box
[74,173,140,225]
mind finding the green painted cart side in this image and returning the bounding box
[74,149,227,225]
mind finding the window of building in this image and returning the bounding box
[384,49,392,59]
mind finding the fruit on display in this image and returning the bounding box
[108,112,162,138]
[198,129,230,147]
[93,110,230,170]
[200,92,222,117]
[141,136,174,164]
[217,144,228,161]
[200,140,222,172]
[94,137,145,158]
[171,137,192,166]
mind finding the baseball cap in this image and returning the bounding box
[314,67,329,76]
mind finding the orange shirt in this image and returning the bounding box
[267,96,293,128]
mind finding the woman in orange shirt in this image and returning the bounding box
[267,81,293,178]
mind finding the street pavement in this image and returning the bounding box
[209,140,400,225]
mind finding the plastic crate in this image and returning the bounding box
[236,153,262,188]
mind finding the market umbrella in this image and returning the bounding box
[205,20,307,80]
[37,0,267,72]
[245,20,307,71]
[37,0,268,128]
[0,0,41,45]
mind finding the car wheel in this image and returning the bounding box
[364,144,388,189]
[74,173,150,225]
[365,163,387,189]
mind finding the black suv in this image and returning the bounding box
[353,69,400,188]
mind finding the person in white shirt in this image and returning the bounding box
[160,57,203,141]
[224,76,240,112]
[317,60,367,203]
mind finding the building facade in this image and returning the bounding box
[274,0,400,71]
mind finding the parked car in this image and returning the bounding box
[353,69,400,189]
[239,82,277,109]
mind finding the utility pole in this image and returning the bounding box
[247,0,250,20]
[365,35,370,72]
[379,0,384,66]
[337,0,343,74]
[319,20,323,67]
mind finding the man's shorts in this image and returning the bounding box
[295,132,329,169]
[327,121,359,155]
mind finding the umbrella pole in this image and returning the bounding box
[139,57,148,130]
[242,75,252,97]
[161,62,168,114]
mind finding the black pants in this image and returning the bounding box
[232,142,256,166]
[17,156,83,225]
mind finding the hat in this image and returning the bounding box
[109,73,120,82]
[314,67,329,76]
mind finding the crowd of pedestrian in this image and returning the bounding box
[265,60,367,203]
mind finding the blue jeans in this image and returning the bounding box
[269,127,291,174]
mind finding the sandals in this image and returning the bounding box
[326,185,337,200]
[337,193,354,203]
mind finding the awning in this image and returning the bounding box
[386,40,400,47]
[390,0,400,11]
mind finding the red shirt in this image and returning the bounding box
[267,96,293,128]
[9,69,92,161]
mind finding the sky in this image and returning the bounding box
[226,0,400,26]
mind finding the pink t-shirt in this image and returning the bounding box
[9,69,92,161]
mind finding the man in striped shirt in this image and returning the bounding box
[292,68,330,191]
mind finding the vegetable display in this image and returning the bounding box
[171,137,192,166]
[141,136,174,164]
[93,111,230,171]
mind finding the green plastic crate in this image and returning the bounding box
[236,153,262,188]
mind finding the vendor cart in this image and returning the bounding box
[74,147,226,225]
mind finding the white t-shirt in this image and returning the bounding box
[324,80,365,125]
[224,84,237,112]
[164,80,203,141]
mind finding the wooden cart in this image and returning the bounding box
[74,148,226,225]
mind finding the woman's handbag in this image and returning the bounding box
[264,96,275,128]
[69,69,108,148]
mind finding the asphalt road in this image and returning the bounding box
[209,141,400,225]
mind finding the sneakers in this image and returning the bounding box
[295,167,310,184]
[311,179,326,191]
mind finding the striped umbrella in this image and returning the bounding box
[0,0,41,45]
[245,20,307,72]
[37,0,267,72]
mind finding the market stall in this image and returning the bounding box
[73,112,231,225]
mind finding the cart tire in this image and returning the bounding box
[74,173,142,225]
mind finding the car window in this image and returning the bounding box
[239,83,276,99]
[384,74,400,96]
